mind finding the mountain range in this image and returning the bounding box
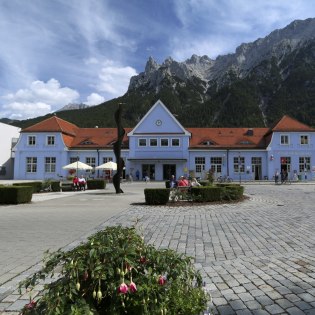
[3,17,315,129]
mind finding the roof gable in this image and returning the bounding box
[22,116,78,136]
[272,115,314,132]
[128,100,190,136]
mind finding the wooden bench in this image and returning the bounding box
[59,181,74,192]
[169,186,192,202]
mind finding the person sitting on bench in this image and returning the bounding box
[78,175,86,191]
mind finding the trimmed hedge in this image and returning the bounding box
[87,179,106,190]
[50,181,61,192]
[191,186,223,202]
[144,188,170,205]
[0,186,33,204]
[223,185,244,200]
[13,181,42,193]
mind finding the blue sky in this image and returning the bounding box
[0,0,315,120]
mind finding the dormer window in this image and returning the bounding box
[201,140,215,145]
[80,140,95,145]
[239,140,253,145]
[246,129,254,136]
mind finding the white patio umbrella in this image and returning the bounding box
[62,161,93,171]
[95,161,117,170]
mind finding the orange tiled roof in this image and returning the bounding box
[187,127,270,149]
[22,116,78,136]
[272,115,315,132]
[69,128,132,148]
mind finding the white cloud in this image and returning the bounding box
[85,93,105,106]
[1,102,51,120]
[1,79,80,119]
[95,61,137,97]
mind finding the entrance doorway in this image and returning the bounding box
[142,164,155,180]
[163,164,176,180]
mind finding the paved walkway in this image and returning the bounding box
[1,181,315,314]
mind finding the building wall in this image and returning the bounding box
[0,123,21,179]
[267,131,315,180]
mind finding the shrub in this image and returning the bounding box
[199,180,210,186]
[13,181,42,193]
[19,226,208,315]
[144,188,170,205]
[50,181,61,192]
[0,186,33,204]
[87,179,106,190]
[223,185,244,200]
[191,186,223,202]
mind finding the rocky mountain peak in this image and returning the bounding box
[128,18,315,92]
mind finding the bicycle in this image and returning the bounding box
[216,175,233,183]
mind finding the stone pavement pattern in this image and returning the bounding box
[1,182,315,314]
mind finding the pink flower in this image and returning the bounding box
[25,300,37,309]
[129,281,137,293]
[158,275,166,286]
[118,282,129,294]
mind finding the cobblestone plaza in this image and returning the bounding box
[0,182,315,314]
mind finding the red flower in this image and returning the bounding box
[140,256,147,264]
[158,275,166,286]
[118,282,129,294]
[25,300,37,309]
[129,281,137,293]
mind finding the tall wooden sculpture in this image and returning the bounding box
[113,103,125,193]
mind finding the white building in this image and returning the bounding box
[0,122,21,179]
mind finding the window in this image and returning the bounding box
[172,138,180,147]
[103,157,113,163]
[28,136,36,146]
[210,157,222,173]
[299,157,311,172]
[86,157,96,168]
[280,156,291,172]
[138,139,147,147]
[300,135,309,145]
[45,157,56,173]
[150,139,157,147]
[70,157,79,163]
[251,157,262,164]
[47,136,55,146]
[195,157,205,173]
[160,138,169,147]
[26,157,37,173]
[280,135,289,145]
[233,156,245,173]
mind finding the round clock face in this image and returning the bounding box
[156,119,162,126]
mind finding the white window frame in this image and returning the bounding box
[280,134,289,145]
[103,157,113,163]
[138,138,147,147]
[26,157,37,173]
[171,138,180,147]
[299,156,311,172]
[46,135,55,146]
[300,134,309,145]
[45,157,56,173]
[160,138,169,147]
[150,138,158,147]
[28,135,36,146]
